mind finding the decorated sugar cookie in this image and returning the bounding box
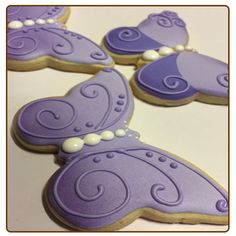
[131,52,228,106]
[7,6,114,73]
[102,11,192,65]
[7,6,70,24]
[13,68,228,231]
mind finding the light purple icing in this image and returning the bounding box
[177,52,228,97]
[15,69,228,230]
[104,11,188,55]
[7,6,113,68]
[7,6,68,22]
[8,25,113,65]
[138,11,188,47]
[135,52,228,101]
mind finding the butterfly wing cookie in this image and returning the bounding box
[7,6,114,74]
[7,6,70,24]
[103,11,190,65]
[13,69,228,231]
[131,52,228,106]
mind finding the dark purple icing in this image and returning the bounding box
[7,6,68,23]
[15,69,228,230]
[135,52,228,101]
[104,11,188,55]
[104,27,164,55]
[8,25,113,65]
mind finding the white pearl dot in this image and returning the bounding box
[174,44,185,52]
[8,20,23,29]
[115,129,126,137]
[62,137,84,153]
[84,133,101,146]
[101,131,114,141]
[158,47,174,56]
[36,19,46,25]
[185,45,193,51]
[24,20,35,26]
[142,50,160,61]
[47,18,55,24]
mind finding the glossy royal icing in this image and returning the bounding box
[14,68,228,230]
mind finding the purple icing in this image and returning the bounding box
[7,6,68,22]
[138,11,188,47]
[136,53,197,100]
[135,52,228,101]
[104,27,164,55]
[104,11,188,55]
[8,25,113,66]
[15,69,228,230]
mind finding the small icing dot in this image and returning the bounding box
[36,19,46,25]
[62,137,84,153]
[115,107,122,112]
[85,122,94,128]
[117,100,124,105]
[84,133,101,146]
[8,20,23,29]
[174,44,185,52]
[159,156,167,162]
[101,131,114,141]
[71,33,77,37]
[24,20,35,26]
[119,94,125,99]
[142,50,160,61]
[128,134,132,137]
[93,156,101,163]
[115,129,126,137]
[106,153,114,158]
[170,162,178,169]
[73,127,81,132]
[47,18,55,24]
[146,152,153,157]
[159,47,174,56]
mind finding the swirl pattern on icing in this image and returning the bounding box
[118,28,141,42]
[8,26,112,66]
[8,35,38,56]
[90,51,108,60]
[217,73,228,88]
[80,83,112,129]
[148,11,186,28]
[35,100,77,130]
[54,169,130,218]
[43,28,74,55]
[151,183,183,206]
[216,199,228,213]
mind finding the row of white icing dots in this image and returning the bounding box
[8,18,57,29]
[62,128,139,153]
[142,45,196,61]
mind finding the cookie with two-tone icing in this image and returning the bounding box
[7,6,114,74]
[13,68,228,231]
[131,52,228,106]
[102,11,193,65]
